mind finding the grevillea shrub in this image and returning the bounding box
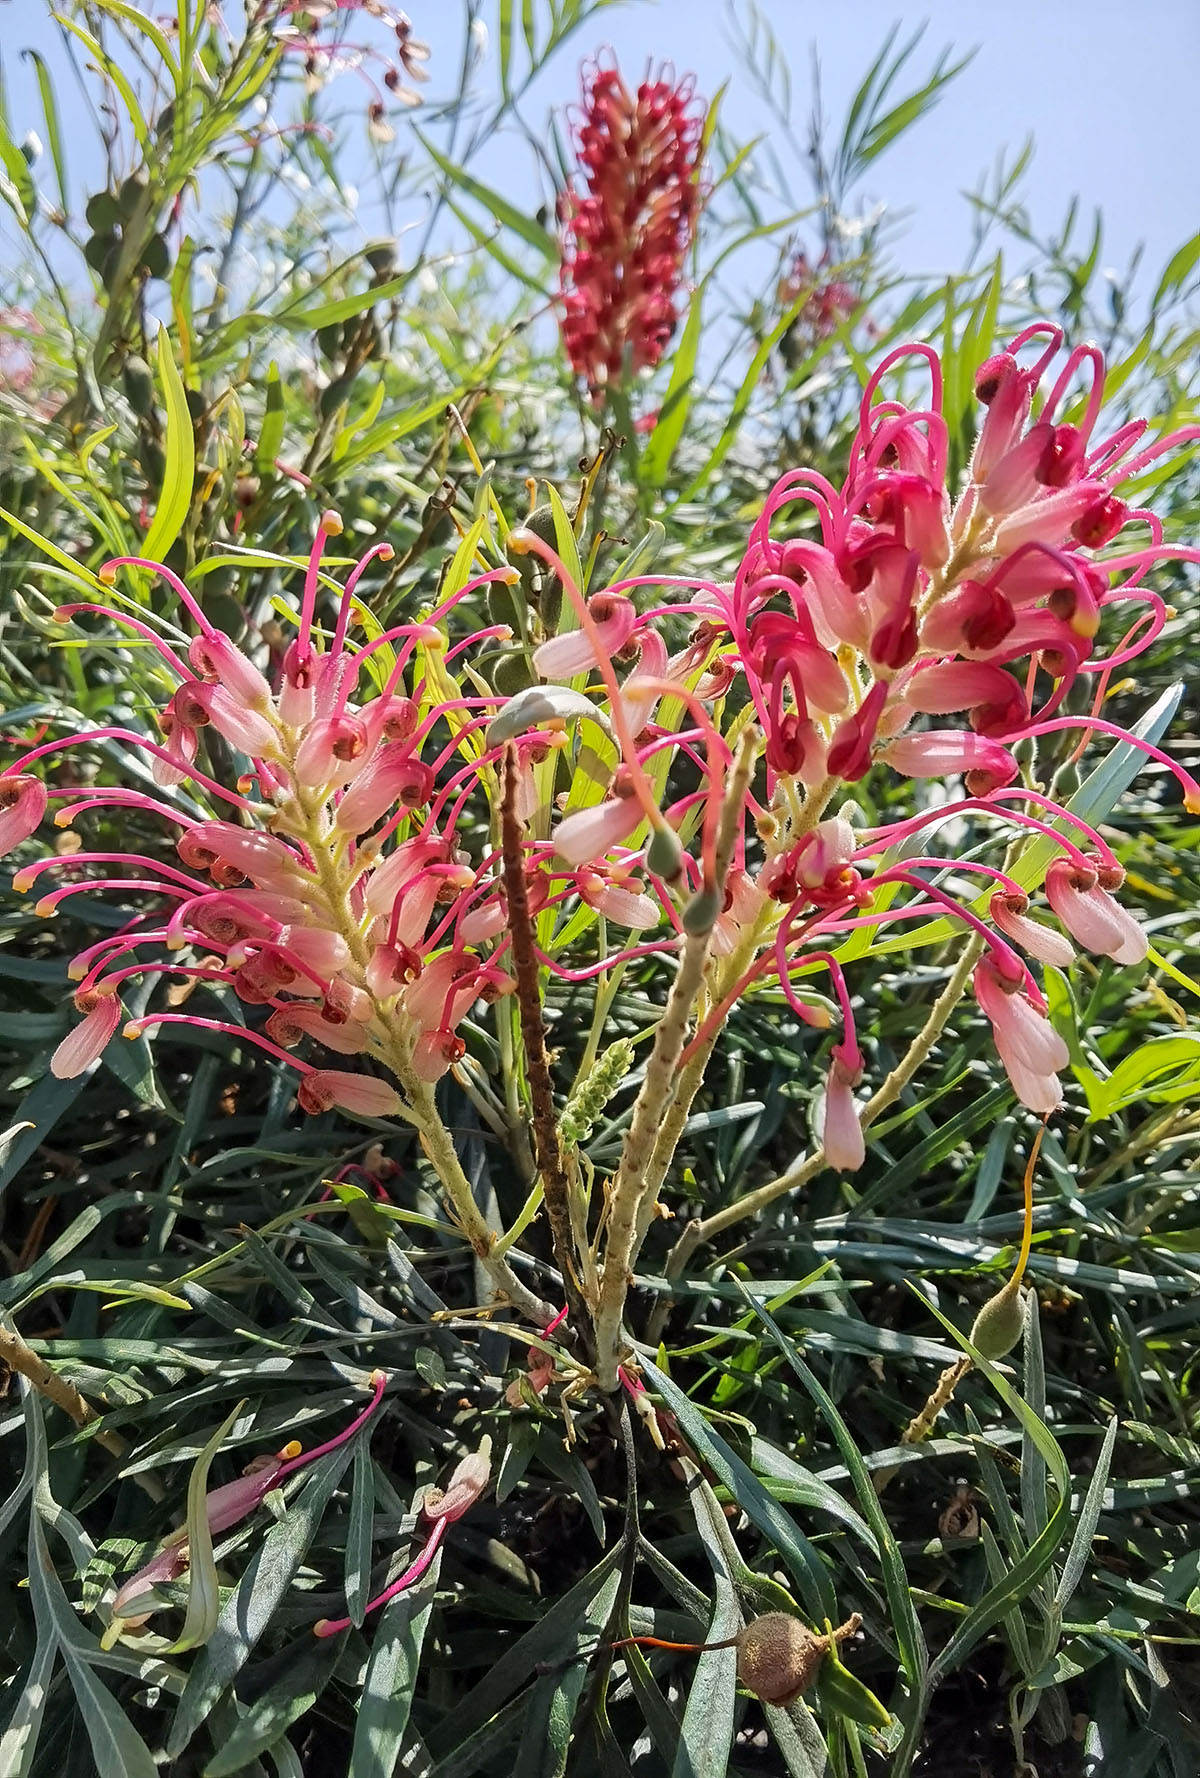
[3,321,1197,1406]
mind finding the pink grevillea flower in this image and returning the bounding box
[989,891,1075,969]
[314,1437,492,1638]
[51,986,123,1079]
[533,593,638,678]
[552,776,645,867]
[778,251,860,343]
[110,1374,386,1635]
[559,58,705,396]
[275,1,430,124]
[823,1044,865,1172]
[974,956,1069,1114]
[0,775,46,852]
[1045,858,1148,966]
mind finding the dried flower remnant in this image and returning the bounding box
[559,59,705,397]
[275,2,430,124]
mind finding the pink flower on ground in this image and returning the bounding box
[110,1375,386,1635]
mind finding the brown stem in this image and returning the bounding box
[501,748,591,1339]
[0,1319,167,1498]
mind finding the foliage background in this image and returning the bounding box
[0,3,1198,1775]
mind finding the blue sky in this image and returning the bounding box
[3,0,1197,301]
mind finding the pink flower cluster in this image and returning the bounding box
[508,322,1199,1148]
[2,322,1197,1183]
[0,518,676,1116]
[559,58,704,397]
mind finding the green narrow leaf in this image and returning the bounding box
[639,1358,834,1622]
[498,0,514,97]
[0,106,36,223]
[1054,1416,1118,1612]
[732,1297,927,1692]
[0,1633,57,1778]
[641,285,704,487]
[141,328,195,565]
[22,52,67,211]
[350,1558,443,1778]
[0,1070,89,1196]
[345,1439,377,1628]
[1151,229,1200,311]
[254,363,285,473]
[168,1402,244,1653]
[513,1571,621,1778]
[27,1515,158,1778]
[89,0,184,89]
[423,1544,626,1758]
[671,1575,739,1778]
[204,1634,344,1777]
[52,15,152,151]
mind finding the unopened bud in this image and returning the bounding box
[646,823,683,880]
[681,884,722,935]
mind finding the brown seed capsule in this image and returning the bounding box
[736,1614,828,1706]
[735,1612,862,1707]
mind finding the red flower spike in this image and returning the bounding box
[559,59,705,397]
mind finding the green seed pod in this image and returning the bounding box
[139,438,166,485]
[320,375,354,419]
[155,100,176,141]
[122,355,156,419]
[140,233,170,280]
[486,578,525,632]
[1050,760,1081,801]
[1012,735,1038,775]
[118,170,148,219]
[365,239,396,275]
[505,503,559,555]
[184,386,207,424]
[84,230,117,273]
[969,1281,1025,1360]
[84,191,121,234]
[646,824,684,882]
[316,323,343,362]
